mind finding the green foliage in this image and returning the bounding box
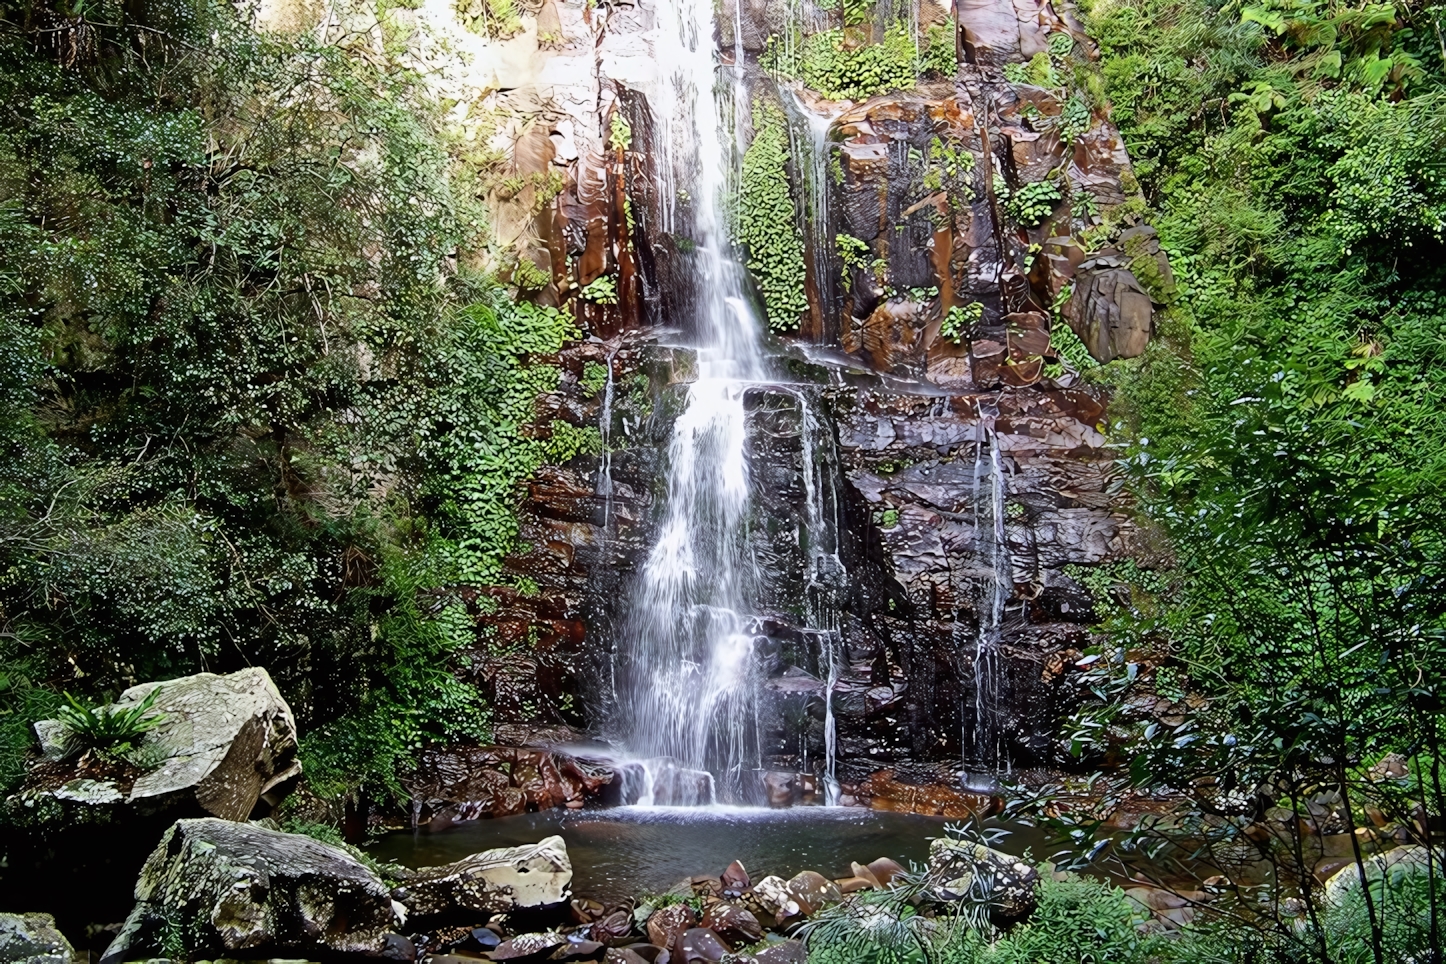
[1047,315,1099,373]
[0,0,582,801]
[580,361,610,397]
[922,20,959,78]
[581,275,619,305]
[766,24,921,101]
[455,0,523,37]
[609,111,632,152]
[511,257,550,291]
[1055,0,1446,956]
[941,303,984,344]
[55,687,165,760]
[1003,179,1065,227]
[739,102,808,332]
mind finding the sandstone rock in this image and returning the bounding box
[645,903,696,950]
[18,668,298,825]
[700,902,762,948]
[393,836,572,918]
[676,928,728,962]
[927,838,1039,922]
[605,949,651,964]
[752,940,807,964]
[867,857,906,886]
[785,871,841,914]
[407,745,612,826]
[746,875,803,926]
[1063,261,1153,362]
[101,818,399,962]
[0,912,75,964]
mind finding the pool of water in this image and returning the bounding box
[368,806,954,903]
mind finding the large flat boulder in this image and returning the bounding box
[101,818,401,962]
[14,667,299,826]
[392,835,572,918]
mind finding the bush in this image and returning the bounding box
[55,687,165,761]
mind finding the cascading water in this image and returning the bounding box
[795,392,847,805]
[965,400,1012,774]
[614,0,770,804]
[780,89,840,334]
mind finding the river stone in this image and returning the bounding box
[927,838,1039,922]
[22,667,299,824]
[752,940,807,964]
[784,871,840,914]
[645,903,695,950]
[101,818,399,963]
[721,859,750,894]
[867,857,905,885]
[676,928,727,962]
[491,930,567,959]
[0,912,75,964]
[745,876,802,926]
[700,902,762,948]
[393,836,572,918]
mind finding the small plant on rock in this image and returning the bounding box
[57,687,166,761]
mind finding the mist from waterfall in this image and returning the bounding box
[613,0,768,803]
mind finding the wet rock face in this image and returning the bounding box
[404,746,614,827]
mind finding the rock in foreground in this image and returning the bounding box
[392,835,572,918]
[0,912,76,964]
[928,838,1040,922]
[102,818,400,962]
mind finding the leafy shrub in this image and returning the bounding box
[581,275,619,304]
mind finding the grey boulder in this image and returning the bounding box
[392,835,572,917]
[101,818,401,962]
[17,667,299,824]
[927,838,1040,922]
[0,912,75,964]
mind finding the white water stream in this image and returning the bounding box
[616,0,768,804]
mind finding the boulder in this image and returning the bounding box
[101,818,400,962]
[14,667,298,825]
[490,930,568,959]
[752,940,807,964]
[645,903,695,950]
[745,876,803,927]
[392,835,572,918]
[721,859,750,894]
[700,902,762,948]
[676,928,728,962]
[784,871,840,914]
[0,912,75,964]
[1323,846,1442,905]
[927,838,1040,922]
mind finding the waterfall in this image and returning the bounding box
[597,345,618,532]
[966,400,1011,772]
[613,0,769,803]
[780,89,840,338]
[797,392,846,805]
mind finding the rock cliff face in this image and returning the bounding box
[255,0,1166,796]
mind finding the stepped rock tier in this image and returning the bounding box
[252,0,1168,803]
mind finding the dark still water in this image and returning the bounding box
[368,806,951,902]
